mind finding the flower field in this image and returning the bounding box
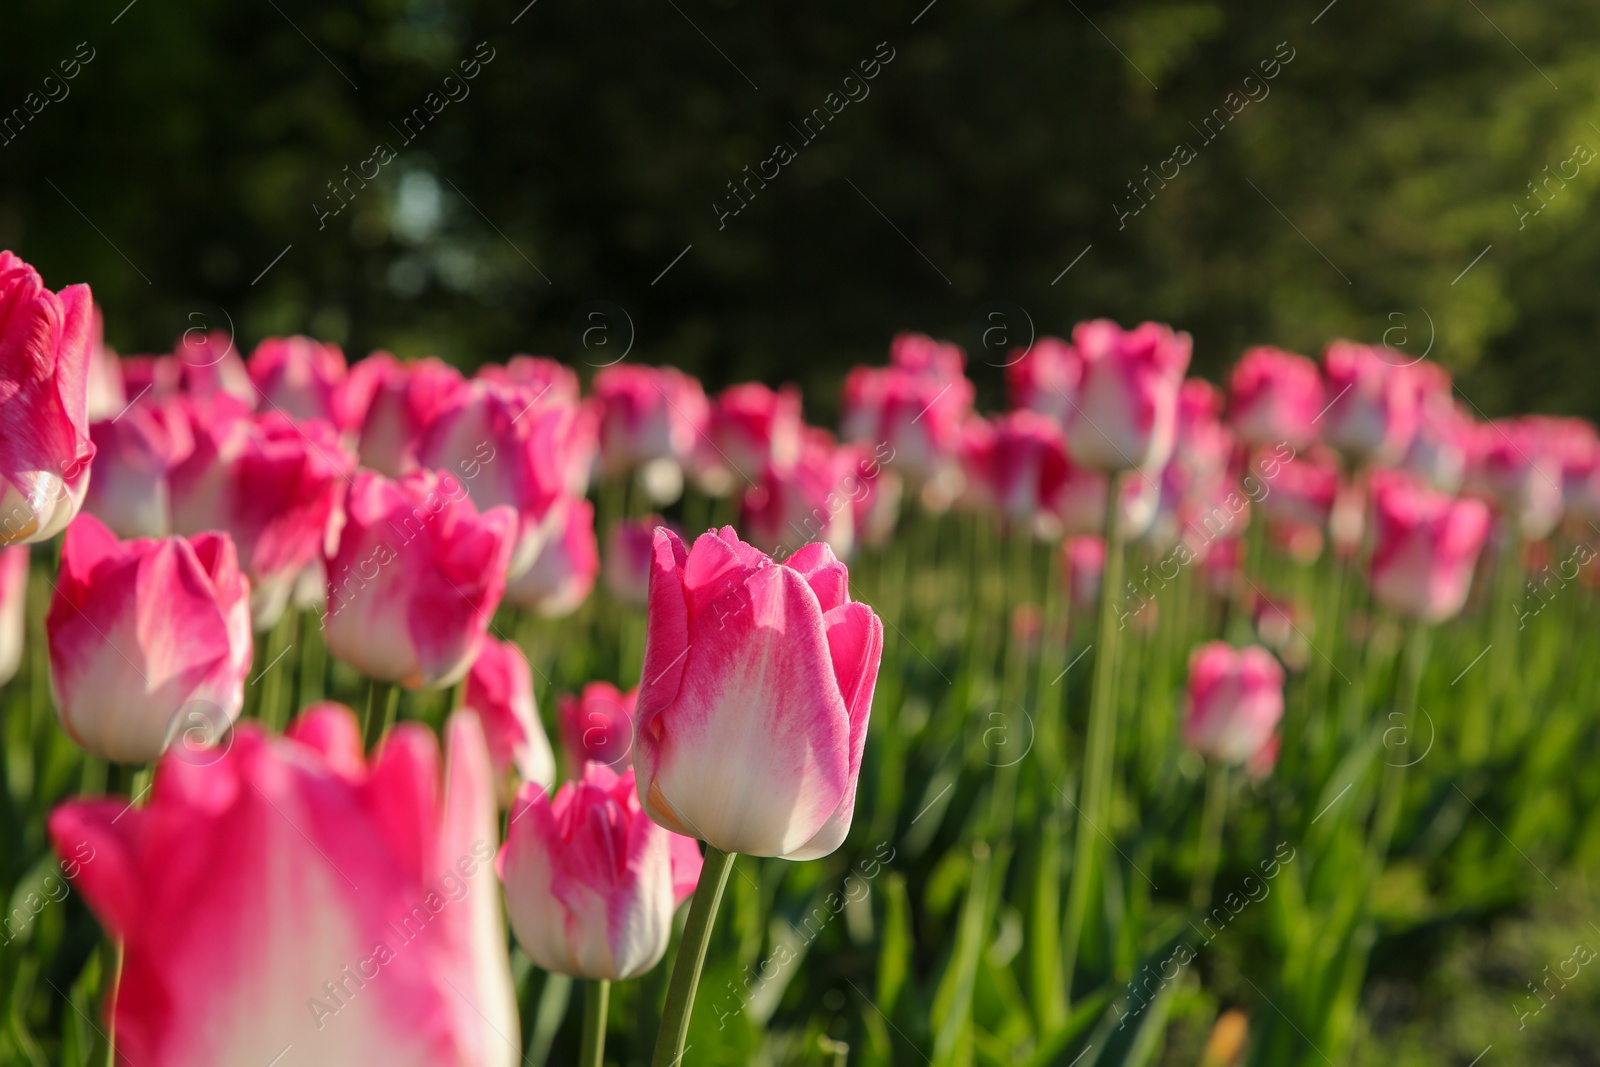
[0,249,1596,1067]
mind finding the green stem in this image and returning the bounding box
[651,845,735,1067]
[580,979,610,1067]
[1061,470,1128,1003]
[363,679,399,752]
[1369,623,1431,879]
[1190,763,1230,908]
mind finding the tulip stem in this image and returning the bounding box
[1190,763,1230,908]
[363,679,399,752]
[651,845,735,1067]
[580,979,610,1067]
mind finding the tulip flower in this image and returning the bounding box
[594,364,709,504]
[48,704,517,1066]
[1183,642,1286,765]
[1369,471,1491,622]
[1227,346,1324,449]
[170,400,353,628]
[82,398,194,539]
[959,411,1070,529]
[503,496,599,618]
[1318,341,1419,466]
[842,441,902,548]
[499,763,702,980]
[1062,319,1191,472]
[1464,417,1566,541]
[1256,445,1340,533]
[463,637,556,796]
[841,334,974,488]
[605,515,674,606]
[174,329,256,404]
[0,250,95,546]
[634,527,883,860]
[1005,336,1081,426]
[478,355,583,406]
[46,515,251,764]
[1402,375,1473,494]
[324,469,516,688]
[84,316,125,422]
[0,546,27,686]
[558,682,638,771]
[357,353,466,477]
[247,335,362,431]
[740,430,857,560]
[708,381,803,483]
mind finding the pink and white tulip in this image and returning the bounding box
[1369,471,1491,622]
[1062,319,1191,472]
[635,528,883,859]
[594,364,709,504]
[48,704,516,1067]
[1005,336,1081,426]
[708,381,803,483]
[357,354,466,477]
[1317,341,1419,466]
[503,496,599,618]
[841,333,974,488]
[0,546,28,686]
[247,336,362,432]
[558,682,638,771]
[1227,346,1324,449]
[605,514,675,606]
[463,637,555,796]
[47,515,251,764]
[740,431,857,560]
[83,398,194,538]
[1464,417,1566,541]
[1183,642,1285,765]
[323,469,516,687]
[499,763,702,980]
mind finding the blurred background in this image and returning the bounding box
[3,0,1598,423]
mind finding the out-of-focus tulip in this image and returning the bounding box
[47,515,251,764]
[1049,460,1160,540]
[0,250,95,546]
[708,382,803,483]
[1318,341,1419,466]
[558,681,638,771]
[1062,319,1191,472]
[1256,446,1340,533]
[1005,336,1081,426]
[248,336,364,431]
[478,355,582,406]
[959,411,1069,529]
[1227,346,1324,449]
[324,469,515,687]
[594,364,708,504]
[83,398,195,538]
[1183,642,1285,765]
[174,329,256,404]
[463,637,556,797]
[1402,372,1473,494]
[503,496,599,618]
[1062,535,1105,610]
[0,546,28,686]
[170,400,353,628]
[605,514,675,606]
[1369,471,1491,622]
[842,442,902,548]
[841,333,974,488]
[357,354,467,477]
[48,705,517,1067]
[84,314,125,422]
[1464,417,1566,541]
[635,529,883,859]
[741,430,857,560]
[499,763,702,980]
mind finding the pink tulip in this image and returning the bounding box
[1256,446,1340,533]
[169,400,353,628]
[499,763,702,980]
[0,250,95,545]
[1464,417,1566,541]
[1401,379,1473,494]
[1005,336,1081,425]
[635,528,883,859]
[960,411,1070,527]
[1227,346,1324,449]
[173,329,255,405]
[83,398,195,538]
[247,335,362,431]
[84,315,125,422]
[1062,319,1191,472]
[841,335,974,486]
[48,704,517,1066]
[502,496,599,618]
[478,355,582,406]
[594,364,708,503]
[357,354,467,477]
[708,381,803,483]
[1183,642,1285,765]
[463,637,555,797]
[1048,459,1160,540]
[323,469,516,687]
[47,515,251,764]
[558,682,638,771]
[842,441,902,548]
[0,546,28,686]
[605,514,675,606]
[1370,470,1491,622]
[1318,341,1419,466]
[740,430,857,560]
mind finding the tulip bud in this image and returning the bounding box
[247,335,361,431]
[605,515,674,606]
[499,763,702,980]
[503,496,599,618]
[1464,417,1565,541]
[708,381,803,483]
[1369,471,1491,622]
[356,353,466,477]
[1063,319,1191,472]
[635,528,883,860]
[558,682,637,771]
[47,515,251,764]
[1227,346,1323,449]
[83,398,194,538]
[0,251,95,545]
[1005,336,1081,426]
[594,364,709,503]
[463,637,555,798]
[323,469,516,688]
[1183,642,1285,765]
[1318,341,1419,466]
[740,430,857,561]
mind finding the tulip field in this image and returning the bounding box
[2,248,1600,1067]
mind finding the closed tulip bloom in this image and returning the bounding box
[594,364,708,503]
[1256,446,1340,532]
[635,528,883,860]
[477,355,582,406]
[170,401,353,628]
[1183,643,1285,765]
[960,411,1070,527]
[47,515,251,764]
[0,546,27,686]
[503,496,599,618]
[1318,341,1419,466]
[709,381,803,483]
[48,705,517,1067]
[842,442,902,548]
[841,336,974,486]
[1464,418,1566,541]
[357,354,466,477]
[463,637,555,798]
[558,682,638,771]
[1369,471,1491,622]
[324,469,516,688]
[174,329,256,404]
[605,514,674,606]
[1227,346,1324,449]
[1402,383,1473,494]
[0,251,95,546]
[1005,336,1081,426]
[499,763,702,980]
[247,335,361,431]
[740,430,857,560]
[1063,319,1192,472]
[83,398,195,538]
[84,316,125,422]
[1049,459,1160,540]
